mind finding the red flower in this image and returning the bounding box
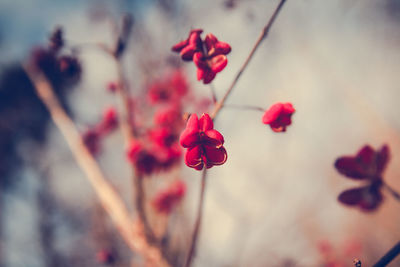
[172,29,203,61]
[334,145,389,180]
[127,141,159,175]
[154,105,182,127]
[152,180,186,214]
[262,102,295,132]
[147,70,189,104]
[106,81,118,93]
[82,129,100,155]
[193,33,231,84]
[334,145,390,212]
[98,107,118,135]
[172,31,231,84]
[179,113,227,170]
[149,127,178,148]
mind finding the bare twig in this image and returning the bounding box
[383,182,400,202]
[373,241,400,267]
[109,23,159,248]
[24,65,170,267]
[210,0,287,120]
[184,169,207,267]
[223,104,265,112]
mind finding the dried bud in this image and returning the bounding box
[49,26,64,52]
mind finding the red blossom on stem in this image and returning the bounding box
[126,141,159,175]
[179,113,227,170]
[81,107,119,156]
[98,107,118,134]
[334,144,390,211]
[172,30,231,84]
[262,102,295,132]
[152,180,186,214]
[147,70,189,104]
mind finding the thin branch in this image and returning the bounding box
[223,104,265,112]
[184,169,208,267]
[373,241,400,267]
[110,34,159,248]
[210,0,287,120]
[209,84,217,103]
[383,182,400,202]
[24,65,170,267]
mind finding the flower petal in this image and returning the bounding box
[202,69,216,84]
[180,44,198,61]
[204,145,227,166]
[210,55,227,73]
[193,52,208,69]
[179,114,199,148]
[205,33,218,52]
[199,113,213,132]
[338,187,364,206]
[357,145,375,166]
[185,146,204,169]
[262,103,284,125]
[334,157,369,180]
[171,40,188,52]
[204,129,224,147]
[215,41,231,55]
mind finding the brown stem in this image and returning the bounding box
[383,182,400,202]
[373,241,400,267]
[210,0,287,120]
[223,104,265,112]
[23,65,170,267]
[108,17,158,251]
[184,169,208,267]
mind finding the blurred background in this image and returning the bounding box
[1,0,400,266]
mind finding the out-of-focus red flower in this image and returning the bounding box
[126,141,159,175]
[180,113,227,170]
[82,129,100,155]
[170,69,189,96]
[334,144,390,212]
[98,107,118,135]
[147,70,189,104]
[154,144,182,169]
[334,145,389,180]
[262,102,295,132]
[150,127,177,148]
[152,180,186,214]
[172,29,203,61]
[193,33,231,84]
[106,81,119,93]
[154,105,183,128]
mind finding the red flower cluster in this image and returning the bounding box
[262,102,295,132]
[125,70,192,175]
[172,29,231,84]
[334,144,390,211]
[152,180,186,214]
[82,107,119,155]
[180,113,227,170]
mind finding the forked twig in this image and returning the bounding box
[211,0,287,120]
